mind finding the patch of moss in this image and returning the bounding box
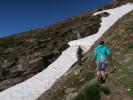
[128,86,133,97]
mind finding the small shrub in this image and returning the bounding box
[74,84,110,100]
[84,58,90,65]
[128,86,133,97]
[128,44,133,49]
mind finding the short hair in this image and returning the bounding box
[99,41,104,45]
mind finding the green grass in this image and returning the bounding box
[73,84,110,100]
[128,86,133,97]
[84,72,94,81]
[84,58,90,65]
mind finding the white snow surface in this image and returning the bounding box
[0,3,133,100]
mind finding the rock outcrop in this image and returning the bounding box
[0,13,101,91]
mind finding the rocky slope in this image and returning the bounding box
[0,14,101,91]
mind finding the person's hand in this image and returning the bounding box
[109,47,112,50]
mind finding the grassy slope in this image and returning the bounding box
[38,10,133,100]
[74,10,133,100]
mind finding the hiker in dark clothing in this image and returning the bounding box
[76,46,83,66]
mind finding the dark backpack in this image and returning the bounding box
[77,47,83,55]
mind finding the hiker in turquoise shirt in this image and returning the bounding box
[93,41,112,62]
[92,41,112,82]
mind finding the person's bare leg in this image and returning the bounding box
[96,71,101,77]
[101,71,105,79]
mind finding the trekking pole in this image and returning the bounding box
[90,48,96,73]
[110,53,114,73]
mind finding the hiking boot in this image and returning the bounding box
[103,75,106,81]
[98,77,103,84]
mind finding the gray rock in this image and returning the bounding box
[80,78,85,82]
[65,88,77,94]
[18,55,30,66]
[52,49,61,54]
[29,57,42,64]
[122,57,131,63]
[1,60,16,69]
[65,92,77,100]
[99,12,110,17]
[16,64,25,71]
[26,39,37,43]
[5,47,17,52]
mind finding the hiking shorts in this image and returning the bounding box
[96,60,107,71]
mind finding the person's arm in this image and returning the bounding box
[81,48,84,56]
[106,46,112,56]
[80,46,86,54]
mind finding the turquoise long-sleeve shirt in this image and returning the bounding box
[93,44,112,61]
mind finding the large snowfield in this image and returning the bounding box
[0,3,133,100]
